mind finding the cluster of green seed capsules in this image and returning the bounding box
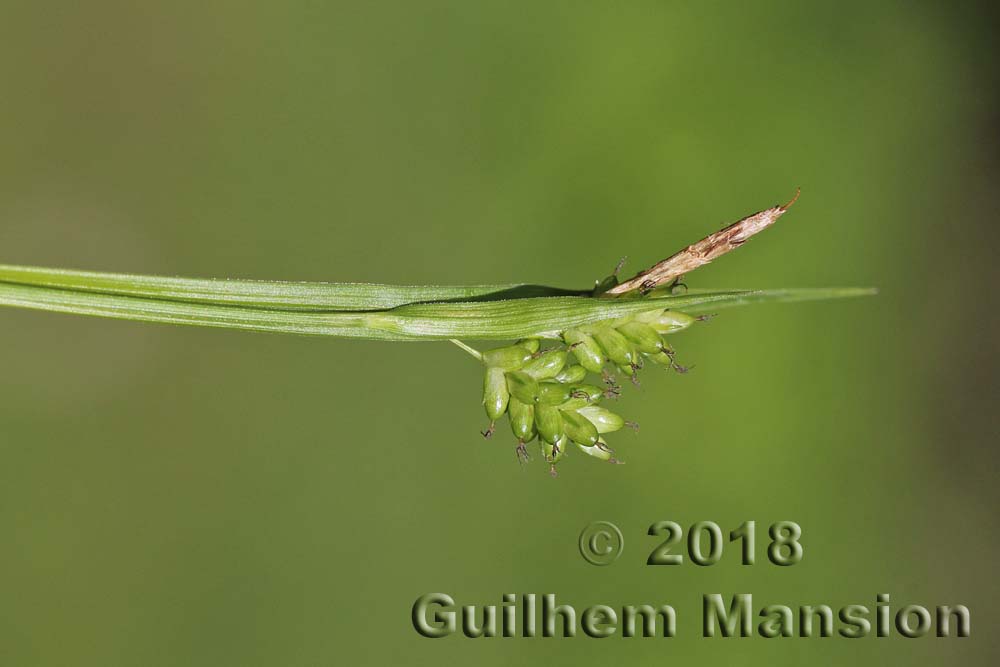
[479,308,698,475]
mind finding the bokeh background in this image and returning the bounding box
[1,1,997,665]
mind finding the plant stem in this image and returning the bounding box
[0,193,878,341]
[0,279,874,341]
[449,339,483,361]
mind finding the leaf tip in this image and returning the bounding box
[780,187,801,211]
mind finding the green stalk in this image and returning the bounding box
[0,265,874,341]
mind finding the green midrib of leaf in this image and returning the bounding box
[0,264,876,341]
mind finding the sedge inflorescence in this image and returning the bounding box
[479,308,698,475]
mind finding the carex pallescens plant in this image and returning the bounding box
[0,191,874,475]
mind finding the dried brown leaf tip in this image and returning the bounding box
[604,189,801,296]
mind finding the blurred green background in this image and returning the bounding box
[1,1,996,664]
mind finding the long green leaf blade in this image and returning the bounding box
[0,264,583,311]
[0,279,875,341]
